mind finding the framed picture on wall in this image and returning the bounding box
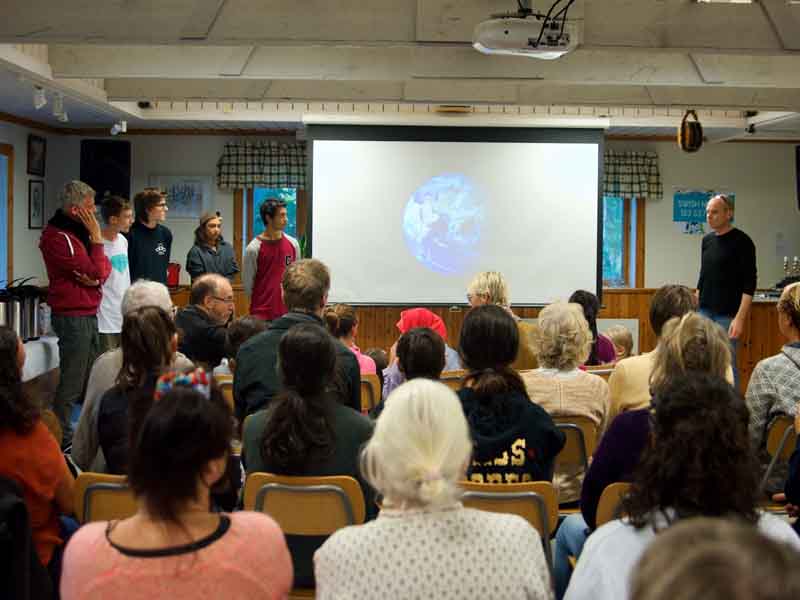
[28,180,44,229]
[148,175,213,220]
[27,135,46,177]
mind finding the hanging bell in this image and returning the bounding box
[678,109,703,152]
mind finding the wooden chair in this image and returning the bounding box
[759,415,798,494]
[40,409,62,448]
[360,373,381,413]
[440,369,467,392]
[595,481,631,527]
[460,480,558,573]
[553,416,599,472]
[243,473,366,598]
[74,472,137,524]
[215,375,235,413]
[583,364,615,381]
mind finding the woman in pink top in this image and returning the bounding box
[324,304,376,375]
[61,370,292,600]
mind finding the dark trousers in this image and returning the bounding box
[51,314,101,448]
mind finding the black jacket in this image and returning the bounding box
[458,387,565,484]
[175,305,228,368]
[186,238,239,282]
[234,312,361,419]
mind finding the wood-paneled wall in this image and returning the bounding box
[171,286,782,391]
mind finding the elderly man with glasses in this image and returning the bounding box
[175,273,234,369]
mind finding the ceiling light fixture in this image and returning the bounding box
[33,86,47,110]
[52,92,64,118]
[110,120,127,135]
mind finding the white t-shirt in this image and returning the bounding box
[97,234,130,334]
[564,511,800,600]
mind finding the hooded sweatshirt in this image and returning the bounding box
[458,387,565,484]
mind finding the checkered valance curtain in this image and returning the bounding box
[216,141,307,189]
[604,150,662,200]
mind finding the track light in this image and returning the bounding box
[57,110,69,123]
[110,120,127,135]
[53,92,64,117]
[33,86,47,110]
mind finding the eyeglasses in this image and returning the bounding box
[211,296,235,305]
[154,202,168,208]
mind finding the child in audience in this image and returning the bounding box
[458,305,565,484]
[241,323,374,588]
[213,316,267,377]
[566,372,800,599]
[0,326,75,592]
[630,517,800,600]
[324,304,376,375]
[603,324,633,361]
[568,290,616,365]
[364,347,388,391]
[315,379,553,600]
[61,370,292,599]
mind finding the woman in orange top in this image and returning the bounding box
[0,326,75,577]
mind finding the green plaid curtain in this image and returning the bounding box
[216,141,307,189]
[604,150,662,200]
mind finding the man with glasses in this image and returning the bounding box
[175,273,234,368]
[127,188,172,285]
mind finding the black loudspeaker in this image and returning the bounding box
[79,139,131,201]
[796,145,799,212]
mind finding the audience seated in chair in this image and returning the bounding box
[782,411,800,536]
[97,306,177,475]
[458,305,565,485]
[175,273,234,369]
[382,308,461,400]
[72,280,193,473]
[630,517,800,600]
[324,304,376,375]
[603,324,634,362]
[61,370,292,600]
[235,258,361,418]
[213,316,267,378]
[371,327,446,418]
[242,322,374,588]
[553,311,733,599]
[746,282,800,491]
[0,326,76,592]
[466,270,537,370]
[564,373,800,600]
[568,290,616,366]
[523,301,610,503]
[315,378,553,600]
[363,347,388,392]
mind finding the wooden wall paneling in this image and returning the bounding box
[232,189,243,284]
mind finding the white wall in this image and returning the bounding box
[607,140,800,289]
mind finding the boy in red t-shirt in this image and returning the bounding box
[242,199,300,320]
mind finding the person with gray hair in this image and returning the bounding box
[314,379,553,599]
[39,180,111,448]
[70,280,193,472]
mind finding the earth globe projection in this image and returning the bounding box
[402,174,485,275]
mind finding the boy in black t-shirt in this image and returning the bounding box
[127,188,173,285]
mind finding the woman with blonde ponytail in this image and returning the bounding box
[315,378,552,599]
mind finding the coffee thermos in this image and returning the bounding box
[0,277,44,341]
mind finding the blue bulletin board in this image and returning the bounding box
[673,190,735,234]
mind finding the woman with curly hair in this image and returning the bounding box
[0,326,75,588]
[565,372,800,600]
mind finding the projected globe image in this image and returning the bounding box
[403,174,485,275]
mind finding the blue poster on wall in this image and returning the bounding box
[673,189,735,235]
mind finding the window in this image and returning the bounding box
[602,195,645,288]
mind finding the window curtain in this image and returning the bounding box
[216,141,307,189]
[604,150,662,200]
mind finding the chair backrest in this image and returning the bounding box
[242,473,366,535]
[553,416,599,471]
[215,375,235,412]
[460,480,558,572]
[74,472,138,524]
[766,415,797,461]
[40,409,63,447]
[596,482,631,527]
[584,364,615,381]
[360,374,380,412]
[440,370,466,392]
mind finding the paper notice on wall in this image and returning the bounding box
[776,231,788,259]
[673,189,735,235]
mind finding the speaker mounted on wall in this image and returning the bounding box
[79,139,131,203]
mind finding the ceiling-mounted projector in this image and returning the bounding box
[473,1,579,59]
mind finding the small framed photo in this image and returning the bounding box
[28,180,44,229]
[27,134,46,177]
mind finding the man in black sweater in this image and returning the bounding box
[234,258,361,419]
[127,188,172,284]
[175,274,232,368]
[697,194,756,388]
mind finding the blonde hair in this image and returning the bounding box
[531,301,591,370]
[361,379,472,509]
[605,324,634,358]
[281,259,330,312]
[649,312,731,395]
[778,282,800,332]
[467,271,509,306]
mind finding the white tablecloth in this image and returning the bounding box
[22,336,59,382]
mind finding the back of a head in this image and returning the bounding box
[279,323,337,396]
[568,290,599,327]
[133,189,164,223]
[362,379,472,509]
[121,280,173,316]
[323,304,357,339]
[397,327,446,381]
[281,258,330,313]
[649,312,731,395]
[532,301,591,370]
[467,271,509,306]
[604,324,634,358]
[59,180,95,210]
[225,316,267,359]
[624,372,757,527]
[119,306,177,389]
[0,326,36,435]
[778,282,800,332]
[128,376,232,527]
[631,517,800,600]
[649,284,696,338]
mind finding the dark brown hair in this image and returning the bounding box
[133,189,165,223]
[224,316,267,360]
[117,306,177,390]
[100,195,131,225]
[568,290,603,365]
[649,284,696,338]
[323,304,358,338]
[0,327,38,435]
[259,198,286,227]
[397,327,445,381]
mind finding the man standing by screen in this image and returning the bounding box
[696,194,756,388]
[243,198,300,320]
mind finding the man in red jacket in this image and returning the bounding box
[39,180,111,447]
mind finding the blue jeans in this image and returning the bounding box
[554,514,590,600]
[698,309,738,390]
